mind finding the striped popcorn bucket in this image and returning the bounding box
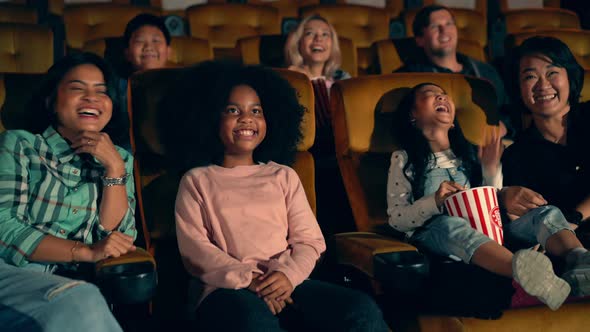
[444,186,504,245]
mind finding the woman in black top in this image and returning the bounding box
[503,36,590,230]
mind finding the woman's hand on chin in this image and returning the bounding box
[70,131,125,176]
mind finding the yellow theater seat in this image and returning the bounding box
[506,29,590,71]
[168,36,213,66]
[248,0,319,22]
[372,37,486,74]
[582,70,590,103]
[129,66,316,246]
[128,65,316,317]
[421,0,487,21]
[237,34,358,77]
[83,36,213,68]
[186,3,280,59]
[0,70,157,305]
[0,23,53,73]
[63,4,160,50]
[330,72,590,331]
[504,8,580,35]
[300,4,390,75]
[499,0,561,13]
[0,3,37,24]
[405,7,487,49]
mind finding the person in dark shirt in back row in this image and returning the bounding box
[396,5,512,137]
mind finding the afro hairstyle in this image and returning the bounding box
[158,61,306,174]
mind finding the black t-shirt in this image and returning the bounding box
[502,102,590,214]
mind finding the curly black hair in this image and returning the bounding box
[393,83,481,198]
[158,61,305,174]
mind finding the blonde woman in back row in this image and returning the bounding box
[285,15,351,90]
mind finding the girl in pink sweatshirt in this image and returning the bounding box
[162,62,388,331]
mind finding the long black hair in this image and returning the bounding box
[393,83,481,198]
[26,52,125,145]
[158,61,305,174]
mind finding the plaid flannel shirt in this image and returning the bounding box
[0,126,136,267]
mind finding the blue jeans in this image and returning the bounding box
[0,259,122,332]
[412,167,573,263]
[194,279,389,332]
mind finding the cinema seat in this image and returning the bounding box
[506,29,590,70]
[83,36,213,69]
[63,4,160,51]
[404,7,487,50]
[0,3,37,24]
[330,72,590,331]
[371,37,486,74]
[237,34,358,77]
[186,3,280,59]
[248,0,319,23]
[499,0,561,13]
[301,4,389,75]
[503,8,580,35]
[421,0,487,21]
[0,23,53,73]
[127,65,316,318]
[0,71,156,305]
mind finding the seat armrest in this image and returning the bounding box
[95,248,157,304]
[334,232,429,294]
[333,232,418,277]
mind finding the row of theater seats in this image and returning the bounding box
[2,63,590,331]
[0,0,566,24]
[0,1,586,74]
[1,12,589,78]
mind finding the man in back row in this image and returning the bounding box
[396,5,512,135]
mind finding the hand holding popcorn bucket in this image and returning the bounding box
[444,186,504,245]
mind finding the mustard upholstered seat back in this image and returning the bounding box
[331,73,499,232]
[63,4,160,50]
[0,23,53,73]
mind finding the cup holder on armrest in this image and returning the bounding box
[94,249,157,304]
[373,250,429,294]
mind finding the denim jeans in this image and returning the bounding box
[194,279,389,332]
[0,259,122,332]
[410,167,572,263]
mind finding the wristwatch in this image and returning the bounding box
[101,173,129,187]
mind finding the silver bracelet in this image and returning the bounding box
[101,173,129,187]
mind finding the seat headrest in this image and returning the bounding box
[332,72,499,155]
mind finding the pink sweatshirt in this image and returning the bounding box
[175,162,326,303]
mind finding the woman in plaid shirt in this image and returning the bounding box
[0,53,136,332]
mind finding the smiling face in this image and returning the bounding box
[219,85,267,165]
[298,19,333,68]
[53,64,112,141]
[519,54,570,119]
[416,9,458,58]
[125,25,171,71]
[411,84,455,130]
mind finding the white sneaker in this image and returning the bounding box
[512,249,571,310]
[562,250,590,296]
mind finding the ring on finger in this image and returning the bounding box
[87,139,92,146]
